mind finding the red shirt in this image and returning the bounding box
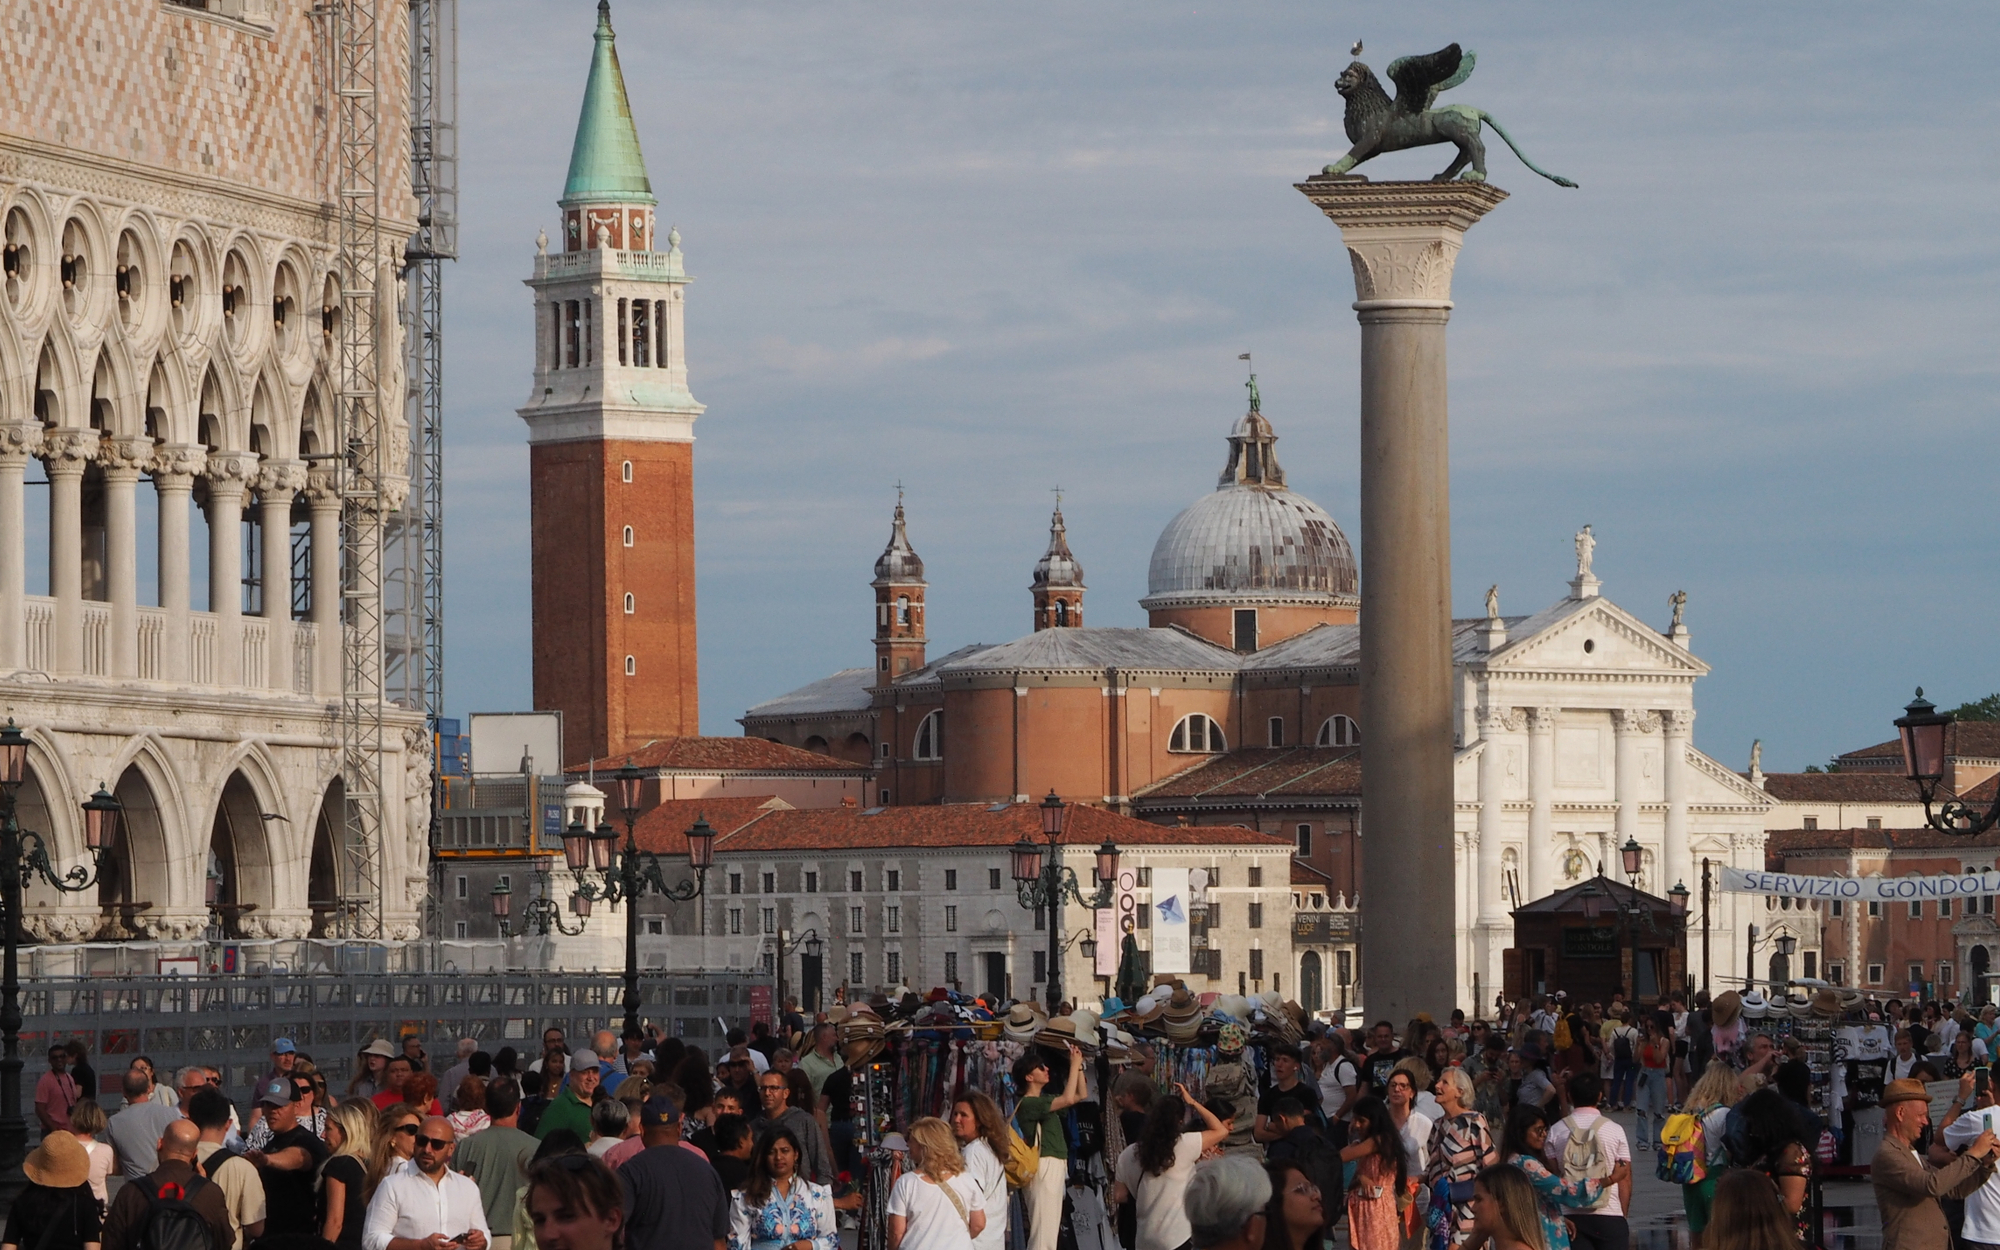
[34,1070,78,1129]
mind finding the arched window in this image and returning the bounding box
[896,595,910,626]
[624,655,636,676]
[623,593,635,614]
[1169,714,1226,754]
[913,711,942,761]
[1055,600,1069,626]
[622,525,634,547]
[621,460,633,483]
[1317,715,1360,747]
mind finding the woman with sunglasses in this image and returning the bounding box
[1262,1161,1327,1250]
[370,1106,423,1194]
[729,1127,838,1250]
[524,1153,623,1250]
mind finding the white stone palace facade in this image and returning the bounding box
[0,1,425,945]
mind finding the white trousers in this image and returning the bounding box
[1022,1156,1066,1250]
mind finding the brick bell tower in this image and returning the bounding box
[522,0,703,766]
[1031,501,1084,630]
[872,494,926,680]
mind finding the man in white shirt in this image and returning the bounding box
[1941,1074,2000,1250]
[1545,1072,1632,1250]
[1529,997,1560,1037]
[363,1116,490,1250]
[1316,1038,1359,1130]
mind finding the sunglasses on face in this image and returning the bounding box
[416,1135,452,1151]
[394,1123,420,1136]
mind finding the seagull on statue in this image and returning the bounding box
[1351,39,1363,56]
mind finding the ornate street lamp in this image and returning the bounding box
[1013,791,1117,1013]
[1620,836,1642,881]
[1668,880,1690,918]
[1893,689,1998,834]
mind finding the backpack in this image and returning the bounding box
[134,1174,215,1250]
[1553,1016,1573,1052]
[195,1146,243,1182]
[1613,1028,1635,1066]
[1655,1111,1708,1185]
[1557,1115,1614,1211]
[1004,1111,1041,1191]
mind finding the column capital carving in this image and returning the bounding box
[150,443,209,484]
[303,468,341,505]
[98,435,154,481]
[256,460,309,496]
[379,473,412,514]
[1612,708,1661,734]
[1294,179,1509,306]
[204,450,262,496]
[1527,706,1558,732]
[1662,708,1696,735]
[0,422,43,465]
[41,428,101,469]
[1478,705,1525,735]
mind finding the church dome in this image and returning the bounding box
[872,498,924,585]
[1142,393,1357,607]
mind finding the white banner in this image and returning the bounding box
[1721,865,2000,901]
[1152,867,1191,974]
[1096,869,1137,977]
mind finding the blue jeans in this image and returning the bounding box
[1611,1059,1637,1106]
[1635,1068,1668,1147]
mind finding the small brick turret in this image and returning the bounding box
[872,495,926,680]
[1031,502,1084,631]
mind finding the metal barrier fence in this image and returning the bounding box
[23,969,773,1100]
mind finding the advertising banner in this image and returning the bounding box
[1152,867,1191,974]
[1721,866,2000,901]
[1097,869,1138,977]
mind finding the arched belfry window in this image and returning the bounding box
[1169,714,1226,754]
[913,711,942,761]
[1317,715,1360,748]
[896,595,910,626]
[622,526,634,547]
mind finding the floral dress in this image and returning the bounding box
[1422,1112,1495,1250]
[1347,1152,1404,1250]
[728,1178,839,1250]
[1506,1151,1602,1250]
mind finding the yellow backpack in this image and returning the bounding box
[1553,1015,1573,1051]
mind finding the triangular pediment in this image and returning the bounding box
[1484,596,1709,677]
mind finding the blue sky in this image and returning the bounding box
[445,2,2000,771]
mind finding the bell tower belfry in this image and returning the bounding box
[872,495,927,680]
[522,1,703,765]
[1031,501,1084,631]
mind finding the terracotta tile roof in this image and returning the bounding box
[1758,773,1927,803]
[1292,860,1334,888]
[1765,824,2000,854]
[634,798,1295,857]
[1132,748,1363,802]
[1840,722,2000,765]
[572,737,869,775]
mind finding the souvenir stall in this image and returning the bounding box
[834,985,1313,1250]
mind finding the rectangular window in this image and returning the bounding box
[945,905,958,932]
[1033,951,1047,983]
[945,951,958,983]
[1803,816,1818,831]
[761,951,775,975]
[1803,950,1817,979]
[1138,901,1150,929]
[850,951,864,983]
[646,918,663,935]
[1911,901,1924,919]
[728,909,742,935]
[1942,962,1956,984]
[584,297,593,365]
[729,873,742,895]
[1867,817,1882,830]
[1827,962,1844,985]
[1249,902,1264,929]
[1943,898,1954,917]
[1867,963,1883,985]
[1297,824,1312,857]
[886,906,900,934]
[1250,948,1264,981]
[1268,717,1284,747]
[849,906,864,934]
[1985,895,1995,916]
[762,872,775,894]
[988,868,1002,890]
[1139,866,1152,887]
[455,875,468,899]
[655,300,666,370]
[1867,901,1880,918]
[1034,905,1045,931]
[762,907,775,934]
[1336,950,1352,985]
[886,951,902,984]
[1909,963,1926,986]
[945,869,958,891]
[1233,607,1257,652]
[887,870,901,892]
[851,871,864,892]
[1209,903,1223,928]
[617,298,628,365]
[805,872,818,894]
[1831,900,1843,917]
[1249,866,1263,888]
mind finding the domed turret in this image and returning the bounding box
[1142,380,1358,651]
[872,494,926,679]
[1031,502,1084,631]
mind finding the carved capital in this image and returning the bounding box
[40,429,101,469]
[1612,708,1661,734]
[1295,179,1508,305]
[256,460,309,497]
[204,451,262,500]
[98,435,155,481]
[0,422,44,465]
[1527,706,1558,732]
[1345,238,1461,303]
[1662,708,1695,735]
[150,443,209,484]
[378,473,411,514]
[303,468,341,504]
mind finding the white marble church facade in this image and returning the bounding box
[1452,547,1776,1007]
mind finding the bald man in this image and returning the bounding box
[363,1117,489,1250]
[103,1119,233,1250]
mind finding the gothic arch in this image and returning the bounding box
[248,371,281,458]
[34,331,84,428]
[166,222,222,352]
[3,186,61,334]
[197,361,243,451]
[145,354,194,446]
[0,307,29,423]
[108,206,170,355]
[90,343,142,435]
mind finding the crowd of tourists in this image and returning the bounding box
[21,986,2000,1250]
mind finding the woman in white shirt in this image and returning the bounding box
[1385,1069,1433,1174]
[1111,1084,1231,1250]
[886,1117,986,1250]
[950,1094,1010,1250]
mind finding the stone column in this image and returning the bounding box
[1662,708,1693,895]
[1526,706,1556,903]
[206,452,258,688]
[102,437,151,679]
[305,469,341,696]
[258,462,305,692]
[1298,178,1507,1020]
[1612,709,1649,880]
[44,430,99,675]
[0,423,42,670]
[153,445,204,684]
[1476,707,1510,925]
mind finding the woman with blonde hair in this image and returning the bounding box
[66,1099,113,1213]
[886,1116,986,1250]
[1467,1165,1548,1250]
[1681,1060,1745,1243]
[320,1099,375,1249]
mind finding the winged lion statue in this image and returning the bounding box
[1324,43,1576,188]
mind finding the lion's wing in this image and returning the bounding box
[1385,43,1471,114]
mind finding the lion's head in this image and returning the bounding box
[1335,61,1375,97]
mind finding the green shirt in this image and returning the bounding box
[453,1124,539,1230]
[534,1087,595,1143]
[1015,1094,1067,1160]
[799,1050,843,1100]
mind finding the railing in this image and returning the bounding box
[189,614,216,684]
[540,249,683,280]
[241,618,267,686]
[80,604,108,675]
[136,606,165,679]
[23,598,50,672]
[293,620,315,693]
[12,599,323,697]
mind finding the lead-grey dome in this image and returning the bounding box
[1142,400,1357,606]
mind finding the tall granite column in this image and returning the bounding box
[1298,178,1507,1020]
[153,446,205,684]
[0,424,41,671]
[45,431,99,675]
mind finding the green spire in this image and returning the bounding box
[561,1,656,208]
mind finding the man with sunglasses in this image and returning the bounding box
[363,1117,489,1250]
[246,1077,329,1237]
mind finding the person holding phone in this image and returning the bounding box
[362,1117,490,1250]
